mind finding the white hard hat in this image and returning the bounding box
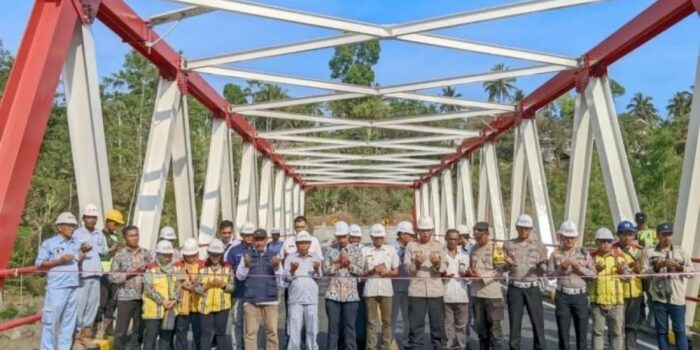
[456,224,470,236]
[180,238,199,256]
[207,238,225,254]
[159,226,177,240]
[240,222,256,235]
[595,227,615,241]
[558,220,579,238]
[81,204,100,218]
[334,221,350,236]
[349,224,363,238]
[515,214,534,229]
[55,212,79,226]
[396,221,414,235]
[417,217,435,230]
[271,228,280,235]
[295,231,312,243]
[369,223,386,237]
[155,240,175,255]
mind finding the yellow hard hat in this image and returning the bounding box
[105,209,125,225]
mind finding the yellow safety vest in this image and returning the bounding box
[142,264,180,320]
[638,228,657,248]
[589,250,626,305]
[198,264,232,315]
[178,260,204,316]
[614,243,644,299]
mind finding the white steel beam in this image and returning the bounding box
[259,125,360,137]
[455,159,476,229]
[231,93,365,112]
[373,110,499,126]
[483,142,507,240]
[296,169,427,175]
[243,110,370,126]
[284,176,294,230]
[133,78,181,248]
[301,175,419,182]
[292,182,301,218]
[442,169,456,231]
[388,92,515,111]
[299,189,305,217]
[149,6,213,25]
[170,94,198,242]
[510,126,527,235]
[258,158,274,231]
[376,124,478,137]
[429,176,441,239]
[586,76,639,224]
[520,119,555,246]
[235,142,259,228]
[220,130,237,225]
[565,91,594,243]
[281,151,449,161]
[306,180,414,186]
[286,158,440,166]
[415,187,422,219]
[63,23,112,223]
[199,119,228,249]
[420,182,431,217]
[674,54,700,327]
[273,169,286,235]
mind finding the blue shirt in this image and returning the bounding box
[391,241,411,293]
[284,253,322,305]
[35,234,81,289]
[267,240,284,256]
[227,243,254,297]
[73,226,108,278]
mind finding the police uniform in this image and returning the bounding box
[35,234,82,350]
[470,238,505,350]
[503,237,548,350]
[547,243,594,350]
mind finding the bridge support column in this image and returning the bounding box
[133,77,181,248]
[258,158,274,232]
[170,91,197,243]
[520,119,555,246]
[441,168,455,234]
[299,189,305,217]
[565,90,595,243]
[455,159,476,230]
[284,176,294,231]
[420,182,430,218]
[675,53,700,327]
[63,23,112,220]
[477,148,490,223]
[220,129,237,227]
[483,142,507,240]
[292,182,301,219]
[198,118,229,250]
[236,142,259,228]
[273,169,286,235]
[429,176,441,239]
[414,187,422,222]
[509,126,527,234]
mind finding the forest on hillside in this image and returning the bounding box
[0,38,694,300]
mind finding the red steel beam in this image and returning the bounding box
[304,182,413,190]
[96,0,302,183]
[0,312,42,332]
[0,0,80,273]
[417,0,697,185]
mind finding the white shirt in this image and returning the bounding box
[283,235,323,259]
[443,249,470,303]
[362,244,400,297]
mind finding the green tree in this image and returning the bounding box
[0,39,13,96]
[626,92,659,124]
[329,40,380,86]
[483,63,517,103]
[223,83,247,105]
[439,86,462,113]
[666,90,692,120]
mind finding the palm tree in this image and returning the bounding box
[439,86,462,113]
[626,92,659,125]
[666,90,692,120]
[483,63,517,103]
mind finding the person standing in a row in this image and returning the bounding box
[442,229,470,349]
[390,221,415,349]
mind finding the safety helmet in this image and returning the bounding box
[515,214,534,229]
[207,238,225,254]
[81,204,100,218]
[105,209,125,225]
[334,221,350,236]
[155,240,175,255]
[369,223,386,237]
[55,212,79,226]
[417,217,435,230]
[616,220,636,234]
[595,228,615,241]
[558,221,578,238]
[349,224,363,238]
[181,238,199,256]
[396,221,415,235]
[159,226,177,240]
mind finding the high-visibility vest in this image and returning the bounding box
[589,250,626,305]
[197,264,232,315]
[142,263,180,320]
[177,260,204,316]
[613,243,644,299]
[638,228,657,248]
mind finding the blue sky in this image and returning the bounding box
[1,0,698,115]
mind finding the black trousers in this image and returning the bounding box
[624,297,643,350]
[554,292,589,350]
[405,297,445,350]
[143,319,174,350]
[507,285,546,350]
[326,299,359,350]
[201,310,231,350]
[175,313,202,350]
[98,275,118,321]
[473,297,504,350]
[113,300,142,350]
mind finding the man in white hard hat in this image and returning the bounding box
[348,223,367,350]
[362,223,400,350]
[503,214,548,350]
[547,221,594,350]
[456,224,475,256]
[175,238,203,350]
[226,222,256,350]
[590,227,630,350]
[390,220,415,349]
[284,231,322,350]
[322,221,363,350]
[267,227,284,255]
[404,217,447,349]
[349,224,363,246]
[73,204,108,347]
[154,226,182,262]
[36,212,88,350]
[282,215,322,259]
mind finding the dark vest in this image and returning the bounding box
[244,249,278,304]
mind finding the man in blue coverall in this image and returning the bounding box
[36,212,89,350]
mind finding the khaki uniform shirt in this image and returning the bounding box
[503,238,548,282]
[547,247,595,289]
[642,245,694,306]
[404,240,448,298]
[469,241,503,299]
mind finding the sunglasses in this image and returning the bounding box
[597,239,613,244]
